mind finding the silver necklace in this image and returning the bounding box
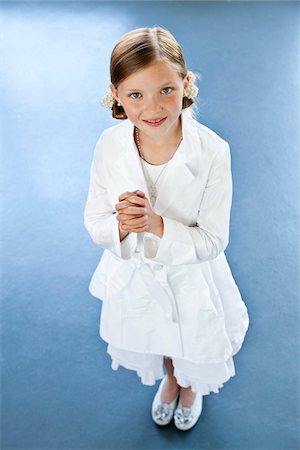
[134,127,183,206]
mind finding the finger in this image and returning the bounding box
[133,190,146,198]
[116,212,145,221]
[119,191,136,201]
[116,196,146,210]
[115,200,131,211]
[119,191,146,201]
[122,223,150,233]
[126,195,147,206]
[122,215,148,227]
[119,215,147,226]
[123,205,147,215]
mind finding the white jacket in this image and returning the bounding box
[84,110,249,364]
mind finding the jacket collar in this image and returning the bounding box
[113,110,200,215]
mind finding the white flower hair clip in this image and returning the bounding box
[185,71,199,101]
[100,91,115,109]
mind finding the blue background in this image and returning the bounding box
[1,1,299,449]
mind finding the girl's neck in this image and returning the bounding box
[138,115,182,149]
[134,116,183,165]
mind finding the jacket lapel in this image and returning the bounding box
[153,127,197,215]
[111,126,152,204]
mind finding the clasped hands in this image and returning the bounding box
[115,190,164,240]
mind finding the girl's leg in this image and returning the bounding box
[163,357,197,407]
[161,357,180,403]
[178,386,197,407]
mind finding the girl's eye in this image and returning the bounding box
[129,92,141,99]
[161,87,173,94]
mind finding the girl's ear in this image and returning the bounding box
[110,83,119,103]
[183,73,190,96]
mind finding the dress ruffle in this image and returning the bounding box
[107,344,236,396]
[111,357,165,386]
[173,369,225,395]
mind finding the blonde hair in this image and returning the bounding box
[109,26,196,119]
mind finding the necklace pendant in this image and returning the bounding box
[150,194,156,206]
[149,184,157,205]
[150,184,157,196]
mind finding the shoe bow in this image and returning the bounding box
[153,403,174,422]
[174,406,195,426]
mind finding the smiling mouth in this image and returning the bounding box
[143,117,167,126]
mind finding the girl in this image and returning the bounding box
[84,26,249,431]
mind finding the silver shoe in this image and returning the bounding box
[174,392,203,431]
[151,375,179,426]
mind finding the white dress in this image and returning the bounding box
[107,158,235,396]
[84,111,250,396]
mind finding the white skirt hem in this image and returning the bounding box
[108,344,236,396]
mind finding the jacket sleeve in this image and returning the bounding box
[84,136,137,259]
[143,142,232,265]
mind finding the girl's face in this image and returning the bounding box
[110,59,190,141]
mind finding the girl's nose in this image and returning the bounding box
[145,95,162,112]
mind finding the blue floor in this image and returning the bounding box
[1,1,299,449]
